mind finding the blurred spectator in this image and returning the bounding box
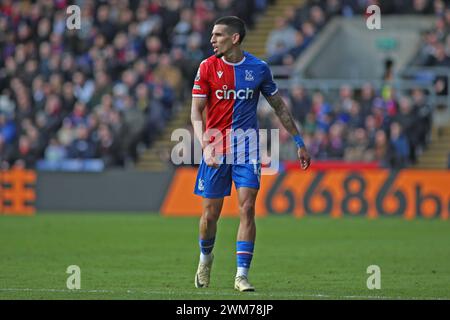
[57,118,76,149]
[372,129,389,166]
[310,129,329,160]
[0,134,13,164]
[68,125,96,159]
[153,53,183,99]
[358,83,375,118]
[44,138,67,162]
[327,122,345,159]
[289,85,311,124]
[73,71,95,104]
[426,43,450,66]
[266,17,298,57]
[311,92,332,132]
[407,0,434,14]
[215,0,236,18]
[68,101,89,127]
[303,112,317,136]
[309,5,326,30]
[10,135,39,169]
[365,115,378,147]
[89,71,112,109]
[344,127,371,162]
[0,113,16,144]
[96,123,122,168]
[345,101,364,130]
[388,122,410,169]
[394,96,419,164]
[122,95,145,163]
[411,88,432,148]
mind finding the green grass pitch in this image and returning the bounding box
[0,213,449,300]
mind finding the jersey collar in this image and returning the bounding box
[221,53,246,66]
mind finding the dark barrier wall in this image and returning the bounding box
[36,170,174,212]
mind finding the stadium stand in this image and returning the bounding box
[257,0,450,169]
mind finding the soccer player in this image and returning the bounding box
[191,16,311,292]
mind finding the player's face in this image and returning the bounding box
[210,24,238,58]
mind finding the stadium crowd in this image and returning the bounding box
[258,83,432,169]
[266,0,450,67]
[0,0,268,169]
[257,0,447,169]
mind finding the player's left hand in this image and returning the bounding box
[297,147,311,170]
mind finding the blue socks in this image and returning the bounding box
[198,238,255,277]
[199,237,215,263]
[199,238,215,254]
[236,241,254,278]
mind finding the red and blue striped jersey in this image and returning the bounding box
[192,51,278,156]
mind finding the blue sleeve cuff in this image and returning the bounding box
[293,135,305,148]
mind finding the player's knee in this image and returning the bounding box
[203,212,219,225]
[240,201,255,217]
[203,204,220,222]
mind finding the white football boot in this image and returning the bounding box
[234,276,255,292]
[194,254,214,288]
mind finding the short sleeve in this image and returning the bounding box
[260,63,278,97]
[192,61,210,98]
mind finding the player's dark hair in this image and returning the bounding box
[214,16,246,44]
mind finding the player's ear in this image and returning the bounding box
[232,33,240,45]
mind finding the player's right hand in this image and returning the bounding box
[298,147,311,170]
[203,144,220,168]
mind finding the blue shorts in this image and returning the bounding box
[194,158,261,198]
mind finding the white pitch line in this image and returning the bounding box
[0,288,112,293]
[0,288,448,300]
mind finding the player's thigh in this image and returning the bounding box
[194,162,232,198]
[232,162,261,191]
[232,163,260,215]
